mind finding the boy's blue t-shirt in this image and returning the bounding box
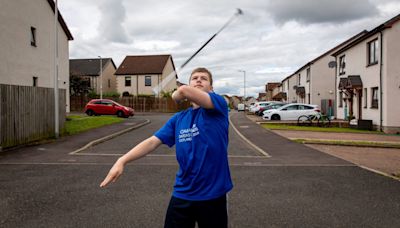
[154,92,233,201]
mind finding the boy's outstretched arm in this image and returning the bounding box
[100,136,162,188]
[172,85,214,109]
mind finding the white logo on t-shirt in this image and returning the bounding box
[178,124,199,143]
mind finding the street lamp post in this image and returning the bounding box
[238,69,246,100]
[54,0,59,138]
[98,56,103,99]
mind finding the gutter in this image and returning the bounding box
[379,31,383,132]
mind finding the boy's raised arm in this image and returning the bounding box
[172,85,214,109]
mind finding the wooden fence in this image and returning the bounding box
[70,95,191,113]
[0,84,66,150]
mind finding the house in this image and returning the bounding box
[221,94,231,106]
[265,83,280,100]
[231,95,242,110]
[0,0,73,111]
[290,31,367,116]
[246,97,257,106]
[332,13,400,133]
[115,55,177,97]
[70,58,117,95]
[257,93,267,101]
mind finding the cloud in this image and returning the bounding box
[267,0,379,25]
[97,0,130,43]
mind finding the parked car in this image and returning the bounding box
[237,103,245,111]
[262,103,320,120]
[252,101,280,115]
[258,103,286,116]
[84,99,134,118]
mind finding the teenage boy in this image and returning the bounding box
[100,67,233,228]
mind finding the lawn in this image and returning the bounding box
[261,123,384,134]
[63,115,123,135]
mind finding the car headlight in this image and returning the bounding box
[124,107,129,111]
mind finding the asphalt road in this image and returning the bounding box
[1,113,399,227]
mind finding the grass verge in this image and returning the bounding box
[261,123,384,134]
[293,138,400,148]
[63,115,124,136]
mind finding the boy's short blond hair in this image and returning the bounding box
[190,67,213,86]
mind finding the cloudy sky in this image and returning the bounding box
[59,0,400,97]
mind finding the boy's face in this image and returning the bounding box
[189,72,213,92]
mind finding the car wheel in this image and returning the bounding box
[86,110,94,116]
[271,114,280,120]
[116,111,125,118]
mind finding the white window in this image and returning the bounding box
[371,87,378,108]
[145,76,151,86]
[339,92,343,107]
[368,39,379,65]
[30,27,37,47]
[363,88,367,108]
[125,76,131,87]
[33,76,38,87]
[339,55,345,75]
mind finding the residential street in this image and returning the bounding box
[1,113,400,227]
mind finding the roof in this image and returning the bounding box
[346,75,363,89]
[332,13,400,56]
[266,83,280,91]
[115,55,175,75]
[273,92,287,99]
[70,58,116,77]
[47,0,73,40]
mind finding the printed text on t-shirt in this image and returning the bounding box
[178,124,199,143]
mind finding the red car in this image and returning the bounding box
[84,99,134,118]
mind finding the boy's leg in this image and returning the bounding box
[164,196,196,228]
[195,195,228,228]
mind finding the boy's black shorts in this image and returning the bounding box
[164,194,228,228]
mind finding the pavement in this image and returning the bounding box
[244,113,400,178]
[1,112,400,227]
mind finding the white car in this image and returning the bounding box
[262,103,320,121]
[250,101,279,114]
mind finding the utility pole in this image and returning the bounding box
[98,56,103,99]
[54,0,59,138]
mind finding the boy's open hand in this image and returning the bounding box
[100,161,124,188]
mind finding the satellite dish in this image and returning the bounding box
[328,61,337,68]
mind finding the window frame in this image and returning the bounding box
[33,76,38,87]
[339,92,343,108]
[371,87,379,109]
[30,27,37,47]
[367,39,379,66]
[339,55,346,75]
[145,76,152,86]
[125,76,131,87]
[363,88,367,108]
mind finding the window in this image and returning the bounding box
[306,68,310,82]
[297,74,301,85]
[286,105,298,110]
[145,76,151,86]
[368,39,378,65]
[30,27,37,47]
[33,76,38,87]
[339,55,346,75]
[108,79,111,88]
[125,76,131,87]
[371,87,379,108]
[339,92,343,107]
[363,88,367,108]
